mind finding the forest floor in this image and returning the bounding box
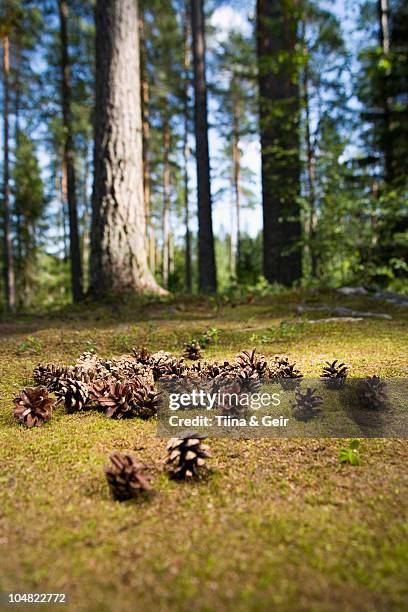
[0,289,407,612]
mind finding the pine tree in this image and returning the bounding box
[191,0,217,292]
[256,0,302,286]
[90,0,165,296]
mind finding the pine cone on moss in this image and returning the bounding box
[321,360,348,387]
[153,357,187,381]
[267,355,302,380]
[166,433,210,479]
[292,387,323,422]
[13,386,54,428]
[105,452,152,500]
[132,347,153,365]
[56,379,90,413]
[236,349,267,377]
[94,381,137,418]
[357,376,388,410]
[33,363,74,392]
[132,382,162,419]
[201,360,236,380]
[183,340,203,361]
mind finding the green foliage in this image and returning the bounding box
[340,440,361,466]
[16,336,43,356]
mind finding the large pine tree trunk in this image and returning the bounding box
[256,0,302,286]
[190,0,217,293]
[90,0,165,296]
[59,0,83,302]
[139,9,151,234]
[2,35,15,312]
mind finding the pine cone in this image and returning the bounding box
[292,387,323,422]
[267,355,302,380]
[201,360,236,379]
[88,378,110,402]
[56,379,90,413]
[13,386,54,428]
[95,381,137,418]
[236,349,267,377]
[132,382,162,419]
[132,346,153,365]
[105,452,152,500]
[153,357,187,381]
[183,340,203,361]
[321,360,348,387]
[166,433,210,479]
[357,376,388,410]
[104,357,153,384]
[33,363,74,392]
[216,379,247,416]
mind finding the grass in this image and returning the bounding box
[0,289,407,611]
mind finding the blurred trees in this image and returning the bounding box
[0,0,407,311]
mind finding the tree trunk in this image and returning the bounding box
[190,0,217,292]
[232,93,241,278]
[2,35,15,312]
[162,116,171,289]
[256,0,302,286]
[139,8,151,235]
[378,0,393,184]
[183,1,193,292]
[91,0,165,296]
[59,0,83,302]
[302,34,318,278]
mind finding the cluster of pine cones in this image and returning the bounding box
[12,347,387,428]
[106,432,211,500]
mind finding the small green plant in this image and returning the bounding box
[16,336,43,355]
[340,439,361,466]
[111,333,130,352]
[197,327,220,348]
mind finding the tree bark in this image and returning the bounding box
[302,34,318,278]
[190,0,217,292]
[162,116,171,288]
[2,35,15,312]
[256,0,302,286]
[90,0,165,296]
[139,8,151,235]
[183,1,192,292]
[59,0,83,302]
[378,0,394,184]
[231,93,241,278]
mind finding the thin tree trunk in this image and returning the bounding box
[81,151,90,291]
[139,8,151,236]
[162,116,171,288]
[256,0,302,286]
[59,0,83,301]
[91,0,165,296]
[61,157,70,262]
[232,93,241,278]
[302,35,318,278]
[183,1,192,292]
[14,42,22,294]
[2,35,15,312]
[378,0,393,184]
[190,0,217,292]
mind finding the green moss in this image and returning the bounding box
[0,290,407,611]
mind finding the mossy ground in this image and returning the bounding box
[0,290,407,612]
